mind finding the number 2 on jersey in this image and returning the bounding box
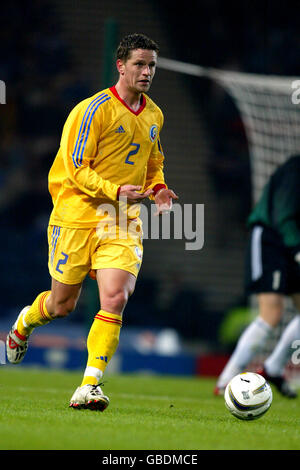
[125,143,140,165]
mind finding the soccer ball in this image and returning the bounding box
[224,372,272,420]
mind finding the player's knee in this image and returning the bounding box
[50,298,77,319]
[260,303,283,326]
[103,290,128,314]
[258,293,284,327]
[260,310,282,327]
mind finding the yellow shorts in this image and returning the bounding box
[47,222,143,285]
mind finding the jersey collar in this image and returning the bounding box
[110,86,146,116]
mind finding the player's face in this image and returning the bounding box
[118,49,157,94]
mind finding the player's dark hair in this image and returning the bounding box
[116,33,159,62]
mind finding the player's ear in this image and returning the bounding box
[116,59,125,75]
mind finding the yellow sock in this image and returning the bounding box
[17,291,52,337]
[81,310,122,387]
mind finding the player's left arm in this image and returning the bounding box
[61,101,119,201]
[144,136,178,215]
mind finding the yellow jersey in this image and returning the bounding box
[48,86,167,228]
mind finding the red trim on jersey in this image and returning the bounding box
[110,86,146,116]
[116,186,121,200]
[152,184,167,196]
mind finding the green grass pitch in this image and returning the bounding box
[0,367,299,450]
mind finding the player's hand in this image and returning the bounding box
[119,185,153,203]
[154,188,179,215]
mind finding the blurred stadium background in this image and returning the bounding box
[0,0,299,377]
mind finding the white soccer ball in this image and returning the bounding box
[224,372,272,420]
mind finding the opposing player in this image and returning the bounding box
[215,155,300,398]
[257,313,300,397]
[6,33,178,410]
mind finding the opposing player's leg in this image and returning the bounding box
[6,279,82,364]
[215,226,286,394]
[215,293,283,395]
[70,268,136,411]
[259,294,300,398]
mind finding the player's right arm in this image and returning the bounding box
[61,97,120,201]
[118,185,153,202]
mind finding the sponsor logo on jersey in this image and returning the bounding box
[115,125,126,133]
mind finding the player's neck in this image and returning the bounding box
[114,82,142,112]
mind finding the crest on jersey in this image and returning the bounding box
[149,124,158,142]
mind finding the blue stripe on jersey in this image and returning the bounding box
[72,93,106,168]
[78,96,111,166]
[157,138,163,155]
[72,93,111,168]
[77,95,110,166]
